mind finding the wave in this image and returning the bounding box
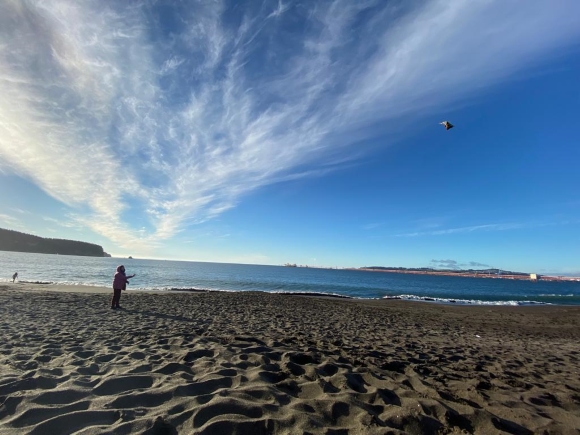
[270,290,353,299]
[538,294,576,297]
[4,279,576,306]
[134,287,354,299]
[15,280,56,285]
[161,287,231,293]
[158,289,556,305]
[383,294,550,306]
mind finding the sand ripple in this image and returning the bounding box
[0,286,579,434]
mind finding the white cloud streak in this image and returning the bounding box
[398,223,526,237]
[0,0,579,251]
[0,213,25,230]
[396,220,575,237]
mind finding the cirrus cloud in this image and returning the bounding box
[1,0,579,252]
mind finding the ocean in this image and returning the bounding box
[1,251,579,306]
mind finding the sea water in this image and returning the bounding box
[1,251,579,306]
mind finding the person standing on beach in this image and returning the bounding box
[12,272,18,283]
[111,265,135,309]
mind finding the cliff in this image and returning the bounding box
[0,228,107,257]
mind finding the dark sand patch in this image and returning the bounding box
[0,285,579,434]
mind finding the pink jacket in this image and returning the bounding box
[112,266,129,290]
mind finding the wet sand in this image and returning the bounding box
[0,283,579,434]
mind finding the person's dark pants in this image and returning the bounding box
[111,288,122,308]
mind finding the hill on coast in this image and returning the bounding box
[362,266,529,276]
[0,228,109,257]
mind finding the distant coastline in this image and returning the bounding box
[355,267,578,282]
[0,228,109,257]
[281,263,578,281]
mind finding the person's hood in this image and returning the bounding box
[116,265,124,273]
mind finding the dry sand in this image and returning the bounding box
[0,283,579,434]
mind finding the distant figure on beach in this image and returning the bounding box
[12,272,18,283]
[111,265,135,309]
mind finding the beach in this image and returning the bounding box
[0,283,579,434]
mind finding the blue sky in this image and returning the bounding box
[0,0,579,274]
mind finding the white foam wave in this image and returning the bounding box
[383,294,549,306]
[538,294,576,297]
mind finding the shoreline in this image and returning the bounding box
[6,281,578,307]
[1,283,579,433]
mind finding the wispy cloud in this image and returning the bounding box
[361,222,387,231]
[396,220,576,237]
[430,259,459,269]
[1,0,579,251]
[465,261,492,268]
[42,215,83,230]
[430,259,492,269]
[266,0,289,20]
[397,223,525,237]
[10,208,30,215]
[0,213,24,230]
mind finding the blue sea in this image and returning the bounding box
[1,251,579,306]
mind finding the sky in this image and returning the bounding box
[0,0,579,274]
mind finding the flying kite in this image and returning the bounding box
[439,121,454,130]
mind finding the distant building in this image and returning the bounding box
[530,273,538,280]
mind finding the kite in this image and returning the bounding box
[439,121,454,130]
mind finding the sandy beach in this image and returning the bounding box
[0,283,579,434]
